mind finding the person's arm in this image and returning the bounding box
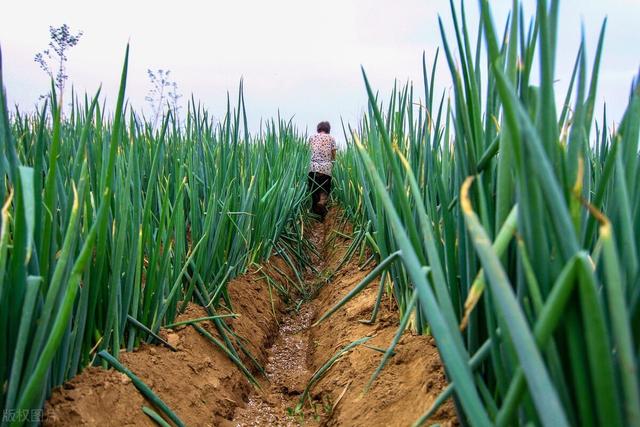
[331,138,337,160]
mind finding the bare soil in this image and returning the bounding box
[45,208,456,426]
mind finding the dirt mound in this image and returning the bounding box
[45,258,293,427]
[45,208,457,426]
[306,211,456,426]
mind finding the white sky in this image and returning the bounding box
[1,1,639,138]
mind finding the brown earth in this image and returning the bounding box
[302,212,456,427]
[44,256,294,427]
[45,208,456,427]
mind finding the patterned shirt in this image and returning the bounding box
[309,133,336,176]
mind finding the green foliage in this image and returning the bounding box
[333,1,640,426]
[0,45,311,423]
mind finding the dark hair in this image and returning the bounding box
[317,121,331,134]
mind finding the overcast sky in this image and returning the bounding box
[1,1,639,137]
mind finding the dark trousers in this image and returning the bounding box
[308,172,332,218]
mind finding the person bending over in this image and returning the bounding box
[308,121,336,220]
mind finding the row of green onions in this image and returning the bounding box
[331,0,640,426]
[0,46,312,424]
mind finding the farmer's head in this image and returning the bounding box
[317,121,331,134]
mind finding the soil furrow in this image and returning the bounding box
[230,305,315,426]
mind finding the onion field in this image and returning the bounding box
[1,0,639,426]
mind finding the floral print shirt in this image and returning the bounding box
[309,133,336,176]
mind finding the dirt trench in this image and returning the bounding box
[45,208,456,426]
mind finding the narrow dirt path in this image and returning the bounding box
[230,305,316,426]
[230,216,329,426]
